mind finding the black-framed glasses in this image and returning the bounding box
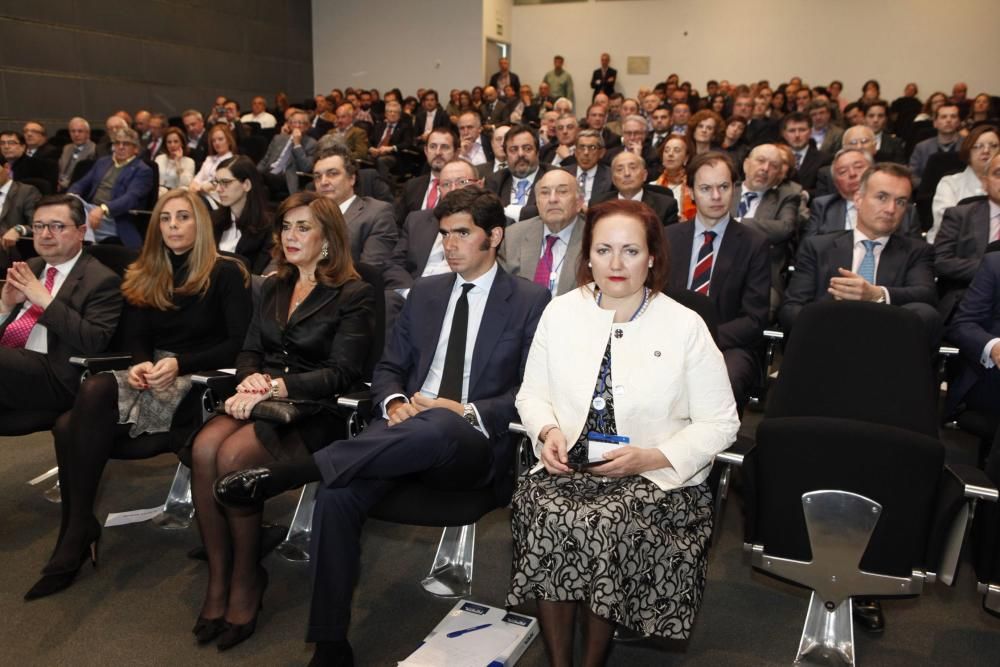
[211,177,237,187]
[32,222,73,234]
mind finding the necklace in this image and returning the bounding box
[595,287,650,333]
[291,280,316,309]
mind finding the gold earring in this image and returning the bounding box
[321,242,329,259]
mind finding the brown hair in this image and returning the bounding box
[207,123,238,156]
[272,191,359,287]
[687,109,725,144]
[686,150,735,187]
[575,199,670,293]
[960,124,999,165]
[122,189,248,309]
[162,127,188,156]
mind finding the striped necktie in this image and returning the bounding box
[690,231,717,295]
[857,240,880,283]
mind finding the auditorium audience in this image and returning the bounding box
[256,109,316,200]
[929,125,1000,242]
[154,127,196,195]
[190,124,238,197]
[57,117,96,191]
[650,134,697,222]
[211,156,274,274]
[241,95,278,130]
[0,157,42,270]
[909,103,963,187]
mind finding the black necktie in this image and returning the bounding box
[438,283,474,401]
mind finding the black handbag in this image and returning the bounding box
[248,398,328,424]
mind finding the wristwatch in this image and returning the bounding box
[462,403,479,428]
[873,290,887,304]
[269,379,280,399]
[14,224,28,237]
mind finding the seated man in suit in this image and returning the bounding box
[780,112,832,197]
[57,117,97,192]
[181,110,209,169]
[540,113,579,167]
[909,103,963,188]
[414,89,451,145]
[0,194,122,417]
[808,98,843,155]
[945,249,1000,416]
[214,186,550,666]
[478,123,510,178]
[309,94,336,140]
[563,130,613,206]
[592,150,678,226]
[582,103,622,149]
[396,126,457,224]
[780,163,940,342]
[865,100,906,164]
[256,109,317,200]
[500,167,583,296]
[813,124,878,198]
[67,128,155,249]
[328,103,369,164]
[367,100,413,182]
[0,157,43,272]
[732,144,802,313]
[648,106,674,169]
[665,151,770,408]
[806,148,922,241]
[456,111,490,166]
[312,144,396,269]
[23,122,60,161]
[485,124,552,223]
[934,153,1000,321]
[604,114,659,169]
[479,86,510,130]
[141,113,168,161]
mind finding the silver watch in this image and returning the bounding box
[462,403,479,427]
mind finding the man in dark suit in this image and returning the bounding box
[140,113,167,161]
[0,194,122,416]
[256,110,317,199]
[945,251,1000,415]
[182,109,210,170]
[485,124,552,222]
[413,90,452,144]
[780,112,832,196]
[312,145,396,268]
[396,126,457,224]
[308,94,336,140]
[488,57,521,99]
[665,151,770,408]
[479,86,511,130]
[592,150,678,226]
[57,117,97,191]
[367,100,414,182]
[780,163,939,341]
[0,157,42,272]
[478,124,511,179]
[540,113,579,167]
[68,128,155,249]
[865,100,906,164]
[563,130,613,206]
[582,103,622,149]
[591,52,617,99]
[214,186,550,666]
[935,155,1000,320]
[22,122,60,162]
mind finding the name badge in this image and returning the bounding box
[586,431,629,464]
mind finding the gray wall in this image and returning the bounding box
[0,0,313,133]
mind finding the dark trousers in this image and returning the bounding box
[0,348,75,412]
[306,408,494,642]
[723,346,760,409]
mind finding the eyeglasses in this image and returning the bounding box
[211,177,237,187]
[576,144,602,153]
[439,178,475,191]
[844,137,875,147]
[111,141,135,148]
[0,140,21,146]
[32,222,74,234]
[972,142,1000,152]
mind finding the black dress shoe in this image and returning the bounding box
[216,567,269,652]
[309,640,354,667]
[214,468,273,509]
[852,598,885,634]
[192,616,228,644]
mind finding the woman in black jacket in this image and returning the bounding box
[210,156,273,274]
[189,191,375,650]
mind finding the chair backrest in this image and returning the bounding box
[765,300,939,438]
[83,244,139,278]
[355,262,385,383]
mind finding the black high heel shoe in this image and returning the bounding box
[24,527,101,601]
[217,567,270,652]
[192,616,229,644]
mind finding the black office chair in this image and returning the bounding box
[737,301,996,663]
[975,428,1000,617]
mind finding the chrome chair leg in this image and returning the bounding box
[151,463,194,529]
[420,523,475,598]
[43,480,62,504]
[276,482,318,562]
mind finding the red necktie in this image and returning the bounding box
[533,235,558,289]
[378,124,394,148]
[1,267,57,348]
[690,231,716,295]
[426,178,439,209]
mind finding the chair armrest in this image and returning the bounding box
[945,463,999,502]
[716,436,756,467]
[938,344,959,357]
[509,421,527,435]
[763,328,784,342]
[336,391,374,423]
[69,354,133,373]
[190,370,238,397]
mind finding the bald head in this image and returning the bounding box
[535,168,583,231]
[842,125,877,157]
[743,144,784,191]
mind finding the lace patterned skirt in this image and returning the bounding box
[507,471,713,639]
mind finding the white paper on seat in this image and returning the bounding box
[104,507,162,527]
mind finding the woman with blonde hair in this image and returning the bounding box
[25,189,252,601]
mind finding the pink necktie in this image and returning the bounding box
[426,178,439,209]
[533,235,558,289]
[1,267,57,348]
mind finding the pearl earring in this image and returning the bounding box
[648,261,653,268]
[321,242,329,259]
[587,261,592,268]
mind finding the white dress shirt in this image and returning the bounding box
[218,209,241,253]
[539,221,576,295]
[929,166,987,242]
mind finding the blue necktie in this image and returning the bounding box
[513,179,529,205]
[858,240,880,283]
[737,191,758,219]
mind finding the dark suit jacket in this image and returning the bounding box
[488,72,521,95]
[58,141,97,189]
[591,187,679,227]
[397,173,432,224]
[210,207,274,275]
[236,275,375,399]
[0,180,42,233]
[384,209,439,290]
[371,267,550,500]
[67,156,156,247]
[188,132,210,170]
[563,163,613,204]
[732,181,802,312]
[792,143,832,195]
[946,252,1000,413]
[413,108,452,136]
[343,195,397,268]
[934,196,992,319]
[876,134,907,164]
[308,116,335,141]
[368,119,414,153]
[665,220,771,351]
[805,192,922,241]
[485,164,553,222]
[28,142,60,162]
[540,142,573,166]
[257,132,317,194]
[780,230,937,331]
[0,253,122,392]
[480,99,511,127]
[590,67,617,97]
[745,117,779,147]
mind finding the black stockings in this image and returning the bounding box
[536,600,615,667]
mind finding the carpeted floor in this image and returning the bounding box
[1,413,998,666]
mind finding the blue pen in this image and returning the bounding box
[447,623,491,638]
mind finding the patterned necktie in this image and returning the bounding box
[690,231,717,295]
[992,212,1000,242]
[858,240,880,283]
[577,171,588,197]
[426,177,440,209]
[533,235,559,289]
[379,124,394,148]
[795,151,805,168]
[513,179,529,205]
[846,202,857,230]
[438,283,475,401]
[737,191,758,219]
[1,267,57,348]
[270,138,294,174]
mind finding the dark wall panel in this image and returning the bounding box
[0,1,313,133]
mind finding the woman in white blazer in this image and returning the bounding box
[507,199,740,666]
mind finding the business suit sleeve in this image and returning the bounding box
[370,285,421,406]
[291,137,317,171]
[885,241,937,306]
[934,206,980,281]
[383,217,418,290]
[745,190,801,244]
[106,163,155,219]
[282,281,376,400]
[513,302,559,453]
[803,196,826,241]
[948,255,1000,365]
[779,235,821,330]
[717,232,770,350]
[36,262,122,354]
[359,202,398,267]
